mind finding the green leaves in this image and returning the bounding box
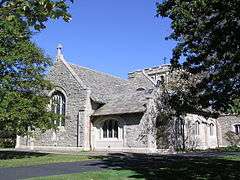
[157,0,240,115]
[1,0,73,31]
[0,0,72,136]
[228,99,240,115]
[0,20,55,136]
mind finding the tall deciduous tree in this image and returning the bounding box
[0,0,73,136]
[157,0,240,115]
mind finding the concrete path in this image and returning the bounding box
[0,160,112,180]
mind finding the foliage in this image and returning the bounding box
[0,130,16,148]
[0,138,15,148]
[156,0,240,115]
[228,99,240,115]
[0,0,72,30]
[152,71,207,150]
[0,0,72,136]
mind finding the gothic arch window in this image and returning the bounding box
[102,119,118,139]
[195,121,200,135]
[51,91,66,127]
[209,123,214,136]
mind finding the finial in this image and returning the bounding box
[56,43,64,60]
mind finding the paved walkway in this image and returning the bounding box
[0,160,112,180]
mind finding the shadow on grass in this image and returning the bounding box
[0,151,48,160]
[91,153,240,180]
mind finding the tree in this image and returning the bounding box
[0,0,72,30]
[156,0,240,115]
[0,0,73,136]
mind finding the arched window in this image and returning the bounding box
[102,120,118,139]
[209,123,214,136]
[195,121,200,135]
[103,121,107,138]
[234,124,240,135]
[51,91,66,126]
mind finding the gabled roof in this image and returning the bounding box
[128,71,155,90]
[70,64,133,103]
[92,91,149,116]
[55,60,156,116]
[68,63,155,116]
[53,46,155,116]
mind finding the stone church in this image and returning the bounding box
[16,45,240,153]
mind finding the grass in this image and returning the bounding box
[220,155,240,161]
[0,151,95,168]
[28,170,142,180]
[28,153,240,180]
[1,151,240,179]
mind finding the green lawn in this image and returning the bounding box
[0,151,95,168]
[29,170,142,180]
[1,151,240,179]
[28,154,240,180]
[220,155,240,161]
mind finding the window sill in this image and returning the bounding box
[98,138,123,141]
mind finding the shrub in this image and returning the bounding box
[0,131,16,148]
[0,138,16,148]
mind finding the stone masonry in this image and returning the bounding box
[17,46,240,152]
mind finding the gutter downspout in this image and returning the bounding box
[89,117,92,151]
[77,111,80,147]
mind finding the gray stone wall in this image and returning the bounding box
[217,115,240,146]
[183,115,218,149]
[91,113,148,150]
[19,60,89,148]
[121,113,148,148]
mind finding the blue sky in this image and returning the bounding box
[33,0,176,78]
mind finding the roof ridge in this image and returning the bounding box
[56,56,88,90]
[70,63,128,82]
[142,70,156,85]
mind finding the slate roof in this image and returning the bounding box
[70,63,154,116]
[128,72,155,91]
[92,91,149,116]
[70,64,133,103]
